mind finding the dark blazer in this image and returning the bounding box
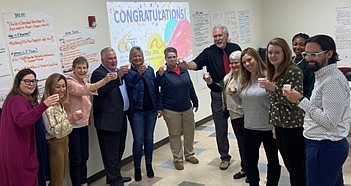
[91,64,126,132]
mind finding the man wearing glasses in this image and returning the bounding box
[284,34,350,186]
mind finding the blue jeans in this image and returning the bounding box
[306,138,349,186]
[130,110,157,168]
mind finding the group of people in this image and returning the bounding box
[0,44,199,185]
[0,23,349,186]
[181,25,349,186]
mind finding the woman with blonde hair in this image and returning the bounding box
[124,46,162,181]
[239,47,281,186]
[42,73,82,186]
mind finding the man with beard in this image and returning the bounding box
[284,34,350,186]
[180,25,241,171]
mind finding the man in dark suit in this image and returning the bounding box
[91,47,131,186]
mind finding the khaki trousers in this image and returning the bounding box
[163,108,195,162]
[47,136,69,186]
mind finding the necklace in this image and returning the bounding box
[293,56,304,65]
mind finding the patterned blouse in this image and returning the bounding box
[268,64,304,128]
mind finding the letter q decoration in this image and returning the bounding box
[88,16,96,28]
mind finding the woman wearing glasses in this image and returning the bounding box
[0,69,58,186]
[260,38,306,186]
[292,33,314,99]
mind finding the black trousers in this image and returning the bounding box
[244,128,281,186]
[96,117,127,186]
[275,126,306,186]
[231,117,246,172]
[69,126,89,186]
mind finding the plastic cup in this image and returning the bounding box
[163,65,167,71]
[283,84,292,91]
[178,58,184,63]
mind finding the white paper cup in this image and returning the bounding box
[257,77,266,82]
[229,85,237,92]
[283,84,292,91]
[178,58,184,63]
[53,94,60,101]
[257,77,266,88]
[108,72,117,75]
[75,110,82,114]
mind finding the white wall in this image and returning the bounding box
[261,0,351,47]
[2,0,348,184]
[0,1,262,182]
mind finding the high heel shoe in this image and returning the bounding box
[146,163,154,178]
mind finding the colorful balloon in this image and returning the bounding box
[164,19,178,43]
[147,33,165,69]
[166,19,192,59]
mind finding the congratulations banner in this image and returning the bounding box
[107,2,191,69]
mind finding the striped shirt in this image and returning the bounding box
[299,63,350,141]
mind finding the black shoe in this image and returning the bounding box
[123,176,132,182]
[146,163,154,178]
[134,168,142,181]
[233,171,246,179]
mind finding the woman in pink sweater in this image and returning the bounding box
[64,56,115,186]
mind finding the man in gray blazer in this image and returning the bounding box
[91,47,131,186]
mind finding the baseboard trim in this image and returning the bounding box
[87,115,212,184]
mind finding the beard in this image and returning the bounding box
[307,61,323,72]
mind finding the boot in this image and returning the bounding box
[146,163,154,178]
[134,167,142,181]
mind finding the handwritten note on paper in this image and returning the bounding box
[335,6,351,67]
[0,87,11,106]
[58,29,98,75]
[238,10,251,44]
[191,11,212,56]
[2,11,62,80]
[0,40,12,77]
[224,11,239,44]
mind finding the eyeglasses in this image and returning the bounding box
[301,50,328,59]
[22,79,38,85]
